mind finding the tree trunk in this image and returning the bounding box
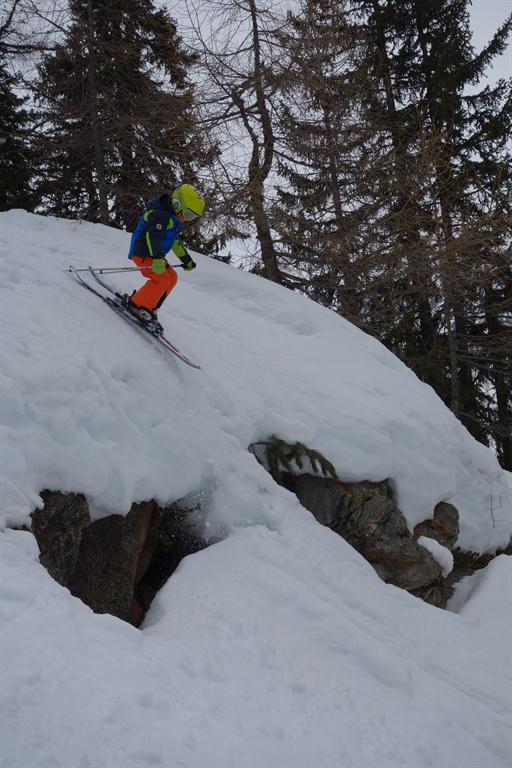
[371,0,436,356]
[486,301,512,469]
[87,0,108,225]
[414,7,475,420]
[247,0,281,283]
[321,106,360,316]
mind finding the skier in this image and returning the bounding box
[123,183,205,329]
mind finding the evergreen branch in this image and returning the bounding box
[249,436,338,481]
[466,12,512,83]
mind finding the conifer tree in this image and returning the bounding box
[0,52,35,211]
[33,0,215,230]
[276,0,512,464]
[361,0,512,458]
[386,0,512,454]
[274,0,371,317]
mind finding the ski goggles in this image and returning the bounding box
[181,208,199,221]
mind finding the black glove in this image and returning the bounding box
[182,257,196,271]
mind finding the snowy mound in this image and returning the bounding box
[1,210,510,551]
[2,518,512,768]
[1,211,512,768]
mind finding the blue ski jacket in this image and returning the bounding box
[128,193,188,261]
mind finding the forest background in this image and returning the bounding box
[1,0,511,469]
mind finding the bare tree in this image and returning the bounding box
[184,0,287,282]
[0,0,67,55]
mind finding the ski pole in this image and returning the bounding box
[66,265,185,274]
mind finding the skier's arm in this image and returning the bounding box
[171,239,187,260]
[172,239,196,271]
[144,208,169,260]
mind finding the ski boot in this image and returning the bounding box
[121,295,163,335]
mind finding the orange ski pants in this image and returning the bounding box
[130,256,178,311]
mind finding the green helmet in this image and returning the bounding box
[171,183,205,221]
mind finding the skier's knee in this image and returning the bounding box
[164,268,178,291]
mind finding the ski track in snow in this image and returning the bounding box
[0,211,511,767]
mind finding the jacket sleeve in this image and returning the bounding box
[171,238,189,261]
[144,208,169,259]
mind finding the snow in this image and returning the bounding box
[447,568,488,614]
[0,210,510,549]
[0,209,512,768]
[418,535,455,576]
[1,523,511,768]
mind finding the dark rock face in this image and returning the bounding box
[413,502,460,549]
[68,501,162,625]
[281,473,443,600]
[31,491,90,585]
[31,493,209,626]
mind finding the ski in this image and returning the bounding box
[68,267,201,369]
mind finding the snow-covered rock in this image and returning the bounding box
[413,500,460,548]
[0,210,510,552]
[274,470,443,596]
[418,535,454,576]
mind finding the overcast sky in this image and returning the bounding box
[469,0,511,83]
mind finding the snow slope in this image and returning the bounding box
[0,210,510,550]
[1,210,511,768]
[1,522,511,768]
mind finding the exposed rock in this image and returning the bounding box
[31,490,90,585]
[413,502,460,549]
[135,501,210,616]
[445,548,494,590]
[409,577,448,608]
[30,491,211,626]
[444,539,512,601]
[281,473,441,595]
[68,500,162,623]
